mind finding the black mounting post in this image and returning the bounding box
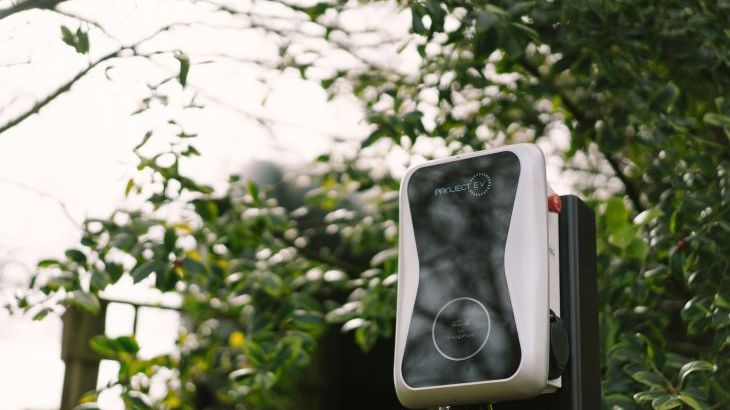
[491,195,600,410]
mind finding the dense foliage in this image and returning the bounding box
[5,0,729,409]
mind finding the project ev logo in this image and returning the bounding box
[434,172,492,197]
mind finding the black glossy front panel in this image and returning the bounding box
[402,152,522,387]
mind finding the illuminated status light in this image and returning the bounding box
[434,172,493,197]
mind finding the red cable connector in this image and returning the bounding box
[548,194,562,213]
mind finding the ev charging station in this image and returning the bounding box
[394,144,599,409]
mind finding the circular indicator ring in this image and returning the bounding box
[468,172,492,197]
[432,297,491,361]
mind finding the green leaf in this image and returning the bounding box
[74,404,101,410]
[361,127,386,148]
[476,12,499,34]
[163,227,177,252]
[61,25,75,48]
[32,307,53,321]
[410,6,426,34]
[131,260,164,283]
[68,291,101,314]
[134,131,153,151]
[260,271,284,297]
[650,82,679,112]
[124,394,151,410]
[111,232,135,250]
[473,26,498,60]
[154,264,176,291]
[499,29,523,57]
[425,0,445,31]
[715,293,730,309]
[75,28,90,54]
[354,324,378,350]
[65,249,87,265]
[115,335,140,354]
[80,235,95,247]
[632,371,666,388]
[253,371,276,390]
[124,178,135,197]
[37,259,61,268]
[289,310,325,332]
[90,269,111,291]
[229,367,256,381]
[665,352,691,369]
[677,393,707,410]
[45,274,76,292]
[181,145,200,157]
[60,25,90,54]
[605,393,635,408]
[669,210,679,234]
[78,389,98,404]
[176,131,198,139]
[608,224,637,249]
[634,390,665,402]
[90,335,139,357]
[181,257,206,275]
[246,180,260,204]
[106,262,124,282]
[242,341,268,366]
[682,296,711,335]
[703,112,730,127]
[625,238,650,259]
[290,293,322,312]
[176,53,190,88]
[679,360,716,386]
[633,208,663,225]
[272,339,298,368]
[604,198,629,228]
[303,2,329,20]
[652,395,681,410]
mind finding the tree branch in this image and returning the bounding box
[201,0,404,76]
[0,23,186,136]
[0,176,81,228]
[518,56,645,212]
[602,153,644,212]
[49,8,116,39]
[0,0,66,21]
[135,50,349,139]
[0,58,31,67]
[0,48,120,136]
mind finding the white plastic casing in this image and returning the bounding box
[394,143,553,408]
[546,185,561,392]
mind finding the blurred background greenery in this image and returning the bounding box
[1,0,728,409]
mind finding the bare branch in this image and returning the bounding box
[0,176,81,228]
[0,58,31,67]
[48,8,117,40]
[0,0,66,21]
[0,96,21,118]
[518,56,645,212]
[134,47,350,139]
[602,153,644,212]
[0,23,188,136]
[0,48,121,136]
[200,0,404,74]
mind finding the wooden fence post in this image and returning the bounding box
[60,302,107,410]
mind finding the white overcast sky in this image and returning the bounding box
[0,1,585,408]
